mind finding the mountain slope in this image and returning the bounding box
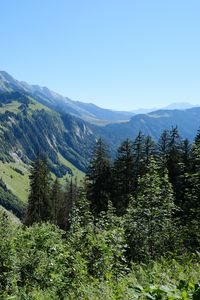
[0,71,134,123]
[102,108,200,147]
[2,71,200,218]
[0,90,99,216]
[0,91,96,172]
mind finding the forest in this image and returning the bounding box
[0,126,200,299]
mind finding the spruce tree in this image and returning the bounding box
[167,127,182,191]
[86,138,111,216]
[126,158,175,261]
[25,156,52,225]
[111,139,134,215]
[56,177,77,230]
[157,129,170,170]
[50,178,63,225]
[132,131,146,189]
[181,139,192,173]
[144,135,156,165]
[180,132,200,249]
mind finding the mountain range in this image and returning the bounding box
[131,103,200,114]
[1,70,200,217]
[0,71,135,124]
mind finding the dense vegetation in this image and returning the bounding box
[1,127,200,299]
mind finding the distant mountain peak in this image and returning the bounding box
[162,102,200,110]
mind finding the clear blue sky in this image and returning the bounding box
[1,0,200,110]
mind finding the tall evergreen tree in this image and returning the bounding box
[144,135,156,165]
[56,177,78,230]
[179,131,200,249]
[181,139,192,173]
[86,138,111,216]
[174,139,192,220]
[25,156,52,225]
[164,127,183,206]
[157,129,170,170]
[111,139,134,215]
[132,131,146,188]
[126,158,175,261]
[50,178,63,225]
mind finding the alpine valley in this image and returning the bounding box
[1,70,200,218]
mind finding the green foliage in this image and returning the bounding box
[25,157,52,225]
[86,138,111,215]
[1,103,200,299]
[111,139,135,215]
[0,208,19,297]
[0,207,200,299]
[126,158,176,261]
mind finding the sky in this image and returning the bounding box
[1,0,200,110]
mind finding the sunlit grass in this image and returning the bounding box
[0,161,30,202]
[0,101,21,114]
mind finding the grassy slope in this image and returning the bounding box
[0,156,85,204]
[0,96,86,204]
[28,96,52,112]
[0,161,30,203]
[0,101,21,114]
[0,204,21,224]
[57,153,85,184]
[0,96,51,115]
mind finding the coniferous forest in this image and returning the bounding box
[1,127,200,299]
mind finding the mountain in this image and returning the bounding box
[0,71,134,124]
[131,103,200,114]
[102,108,200,147]
[131,107,158,114]
[2,71,200,218]
[0,89,102,216]
[162,102,200,110]
[0,91,98,172]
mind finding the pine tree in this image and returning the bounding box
[111,139,134,215]
[25,156,52,225]
[86,138,111,216]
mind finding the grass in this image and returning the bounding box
[58,153,85,185]
[0,97,51,116]
[0,101,21,114]
[0,161,30,203]
[0,205,21,224]
[0,154,85,203]
[28,97,52,112]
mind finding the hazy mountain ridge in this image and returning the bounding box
[131,102,200,114]
[0,71,135,123]
[102,107,200,147]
